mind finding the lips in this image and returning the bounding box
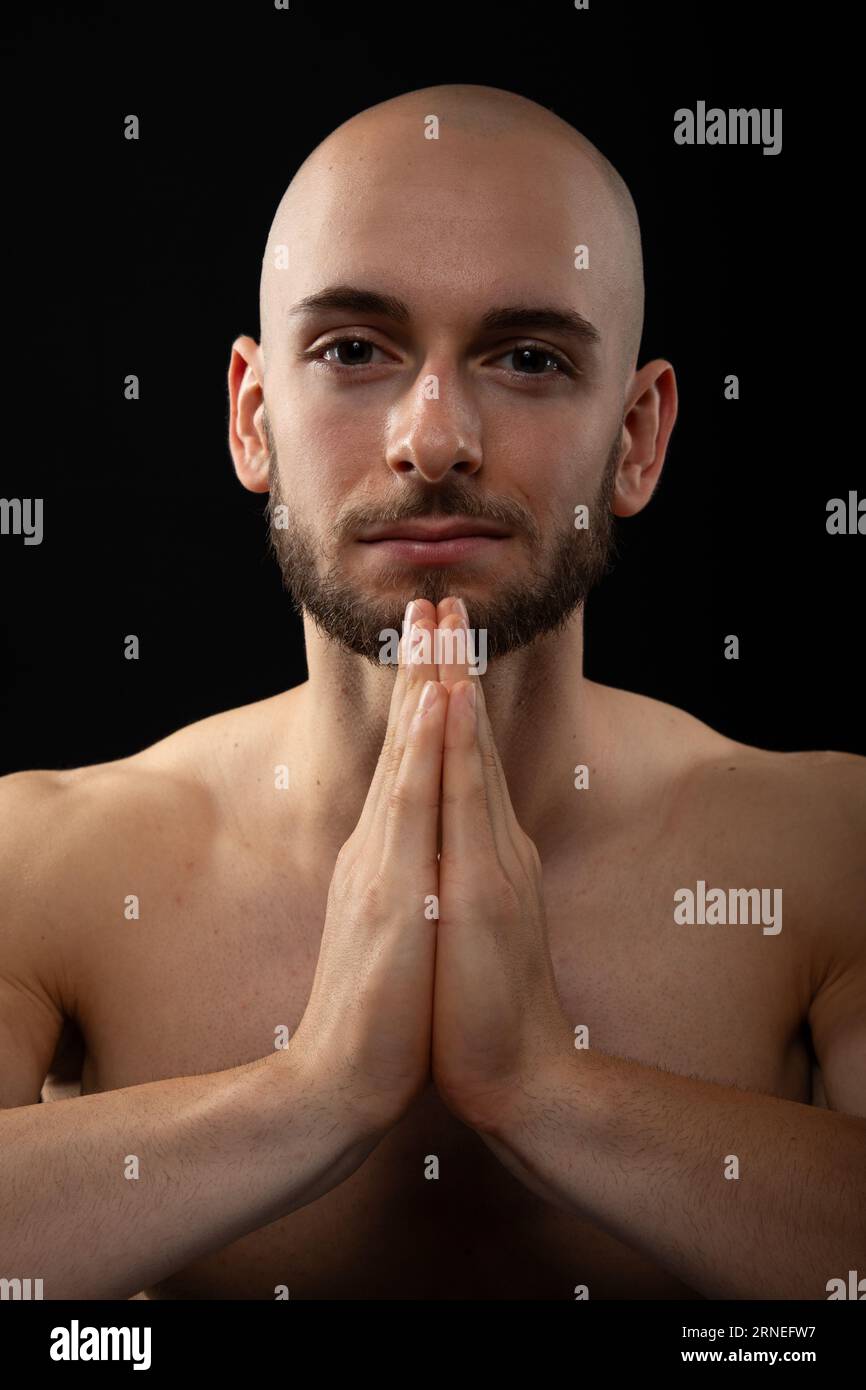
[357,527,510,568]
[359,519,511,542]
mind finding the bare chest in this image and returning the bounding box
[75,837,814,1299]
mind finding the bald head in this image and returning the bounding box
[240,86,665,666]
[259,83,644,383]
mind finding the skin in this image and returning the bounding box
[1,85,864,1301]
[235,85,673,848]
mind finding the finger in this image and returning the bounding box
[436,594,465,622]
[386,612,441,773]
[348,600,430,844]
[436,613,473,692]
[363,608,441,853]
[441,679,498,863]
[436,597,522,857]
[382,678,447,875]
[435,596,472,688]
[373,598,434,758]
[471,671,522,843]
[404,598,438,633]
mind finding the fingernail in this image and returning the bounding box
[404,599,420,631]
[418,680,438,714]
[455,598,469,624]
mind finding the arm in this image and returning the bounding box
[1,609,446,1299]
[471,753,866,1300]
[430,636,866,1300]
[0,1046,383,1301]
[472,756,866,1300]
[0,772,383,1300]
[476,1044,866,1300]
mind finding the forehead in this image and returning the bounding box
[269,127,623,333]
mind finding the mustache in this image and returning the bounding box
[333,486,540,546]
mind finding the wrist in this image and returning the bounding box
[261,1044,400,1144]
[473,1046,607,1146]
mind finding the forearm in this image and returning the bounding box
[479,1049,866,1299]
[0,1050,383,1300]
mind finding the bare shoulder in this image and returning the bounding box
[2,683,298,825]
[608,683,864,824]
[602,682,864,917]
[0,688,299,1000]
[681,730,864,908]
[620,686,865,961]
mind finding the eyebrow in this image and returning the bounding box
[288,284,602,348]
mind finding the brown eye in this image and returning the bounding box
[490,342,575,378]
[323,339,374,365]
[508,346,563,374]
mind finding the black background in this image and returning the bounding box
[1,1,860,775]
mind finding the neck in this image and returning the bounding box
[291,607,607,856]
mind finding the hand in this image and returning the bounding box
[291,599,445,1133]
[430,598,574,1132]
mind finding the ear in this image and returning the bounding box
[613,360,678,518]
[228,335,270,494]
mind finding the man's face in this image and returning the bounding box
[266,426,619,662]
[261,119,629,664]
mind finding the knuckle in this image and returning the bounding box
[379,729,398,767]
[524,835,543,875]
[480,746,500,777]
[490,874,522,919]
[386,781,411,816]
[357,871,389,920]
[337,825,367,864]
[440,782,485,811]
[332,840,356,884]
[335,837,355,866]
[383,738,405,780]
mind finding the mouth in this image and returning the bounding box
[357,520,512,567]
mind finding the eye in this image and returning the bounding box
[305,336,577,378]
[314,336,390,368]
[492,343,575,377]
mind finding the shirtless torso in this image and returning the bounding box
[6,680,862,1300]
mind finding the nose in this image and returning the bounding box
[384,365,483,483]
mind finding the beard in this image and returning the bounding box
[264,415,621,665]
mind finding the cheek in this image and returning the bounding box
[483,411,606,521]
[276,397,378,502]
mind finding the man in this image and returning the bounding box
[1,84,864,1302]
